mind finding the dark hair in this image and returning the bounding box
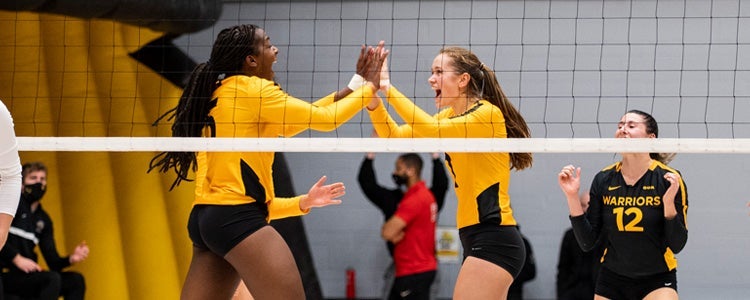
[398,153,424,175]
[626,109,675,164]
[149,24,262,189]
[22,161,47,181]
[439,47,533,170]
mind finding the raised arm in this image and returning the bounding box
[559,165,603,251]
[368,87,504,139]
[357,154,399,218]
[570,186,603,252]
[332,44,370,102]
[256,82,377,137]
[253,42,388,137]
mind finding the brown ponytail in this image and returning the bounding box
[440,47,533,170]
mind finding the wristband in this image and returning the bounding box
[379,79,390,92]
[348,74,366,91]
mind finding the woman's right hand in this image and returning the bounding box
[355,44,369,77]
[559,165,587,216]
[558,164,581,197]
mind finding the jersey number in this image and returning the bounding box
[612,207,644,232]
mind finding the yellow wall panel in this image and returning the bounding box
[1,12,192,299]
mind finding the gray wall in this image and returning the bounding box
[178,0,750,298]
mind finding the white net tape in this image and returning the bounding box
[16,137,750,153]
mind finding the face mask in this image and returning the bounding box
[22,182,46,202]
[392,174,408,186]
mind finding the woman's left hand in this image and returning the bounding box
[300,176,345,210]
[662,172,681,219]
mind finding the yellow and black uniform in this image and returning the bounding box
[188,75,373,255]
[570,160,688,299]
[368,87,514,228]
[367,87,526,277]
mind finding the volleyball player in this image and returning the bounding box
[366,47,533,299]
[0,101,20,297]
[558,110,688,300]
[149,24,387,300]
[0,101,21,249]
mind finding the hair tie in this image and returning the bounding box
[215,73,226,86]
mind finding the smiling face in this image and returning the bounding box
[428,53,467,110]
[616,112,656,139]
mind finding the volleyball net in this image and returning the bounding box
[3,0,750,153]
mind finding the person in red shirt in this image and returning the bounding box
[381,153,438,300]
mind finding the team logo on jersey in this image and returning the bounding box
[643,185,655,190]
[608,185,621,191]
[35,220,45,234]
[603,195,662,206]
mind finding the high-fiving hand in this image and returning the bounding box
[362,41,389,90]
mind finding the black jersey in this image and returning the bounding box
[0,197,72,272]
[571,160,688,278]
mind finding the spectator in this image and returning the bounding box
[556,192,601,300]
[0,162,88,300]
[379,153,440,300]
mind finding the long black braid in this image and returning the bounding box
[149,24,260,189]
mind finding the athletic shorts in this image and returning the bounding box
[392,270,436,300]
[595,266,677,300]
[187,202,269,257]
[458,223,526,278]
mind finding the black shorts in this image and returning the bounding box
[391,270,436,300]
[595,266,677,300]
[187,202,269,257]
[459,223,526,278]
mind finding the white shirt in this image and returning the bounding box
[0,101,21,216]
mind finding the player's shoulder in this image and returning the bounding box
[595,162,620,177]
[590,162,620,186]
[223,75,277,92]
[649,160,681,175]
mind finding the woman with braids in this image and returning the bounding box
[149,24,387,300]
[366,47,533,299]
[558,110,688,300]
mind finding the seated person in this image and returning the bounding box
[0,162,89,300]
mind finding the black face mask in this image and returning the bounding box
[22,183,46,202]
[392,174,408,186]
